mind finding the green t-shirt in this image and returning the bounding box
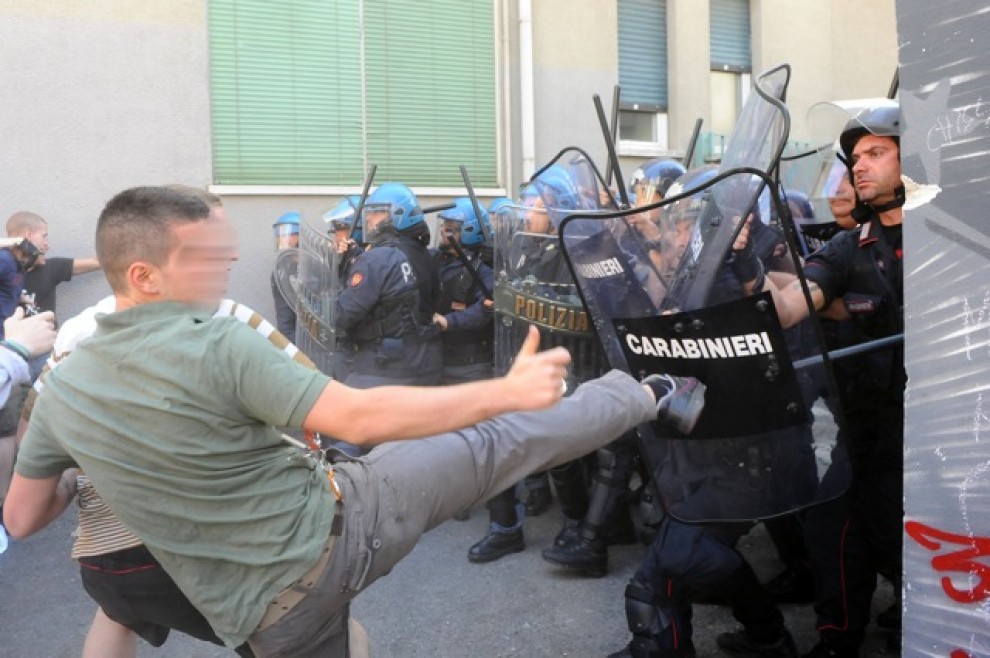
[17,301,335,647]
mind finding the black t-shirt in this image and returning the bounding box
[23,257,74,313]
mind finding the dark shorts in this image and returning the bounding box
[79,545,253,657]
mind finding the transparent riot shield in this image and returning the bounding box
[273,248,299,312]
[294,213,343,375]
[492,149,615,387]
[559,66,851,524]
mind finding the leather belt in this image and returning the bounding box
[255,512,343,632]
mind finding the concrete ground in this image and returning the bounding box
[2,500,899,657]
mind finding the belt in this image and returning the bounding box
[255,510,344,632]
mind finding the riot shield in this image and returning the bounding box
[492,149,613,387]
[273,248,299,311]
[559,67,851,524]
[294,213,343,375]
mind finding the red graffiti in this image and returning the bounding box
[950,650,971,658]
[905,520,990,604]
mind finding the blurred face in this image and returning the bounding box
[364,208,391,237]
[829,175,857,229]
[22,225,50,266]
[523,197,551,234]
[274,224,299,250]
[439,220,461,251]
[158,215,238,308]
[851,135,901,206]
[631,184,663,235]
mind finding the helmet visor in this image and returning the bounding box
[273,223,299,250]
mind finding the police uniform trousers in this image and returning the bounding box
[247,370,655,657]
[803,403,903,651]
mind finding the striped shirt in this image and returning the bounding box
[24,297,315,559]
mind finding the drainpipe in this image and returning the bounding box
[518,0,536,181]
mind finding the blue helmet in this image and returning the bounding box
[783,189,814,221]
[487,196,514,217]
[662,165,719,226]
[531,164,581,228]
[365,182,424,231]
[438,197,490,247]
[273,211,301,249]
[323,195,363,242]
[631,158,687,202]
[272,211,301,234]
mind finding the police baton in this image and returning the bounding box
[347,164,378,241]
[791,333,903,371]
[683,118,704,169]
[593,93,630,208]
[442,229,493,302]
[604,85,621,188]
[459,165,493,244]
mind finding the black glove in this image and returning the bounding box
[729,239,765,291]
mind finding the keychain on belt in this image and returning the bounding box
[280,431,344,502]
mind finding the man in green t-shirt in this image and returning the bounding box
[4,186,704,656]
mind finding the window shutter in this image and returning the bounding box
[709,0,751,72]
[618,0,668,110]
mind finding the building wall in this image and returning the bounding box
[0,0,899,326]
[0,0,214,321]
[530,0,619,172]
[752,0,898,144]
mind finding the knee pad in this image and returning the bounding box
[624,581,675,637]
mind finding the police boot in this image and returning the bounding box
[467,522,524,563]
[541,526,607,577]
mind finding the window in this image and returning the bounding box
[617,0,668,148]
[708,0,751,153]
[209,0,497,187]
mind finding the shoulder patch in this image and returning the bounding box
[349,272,364,287]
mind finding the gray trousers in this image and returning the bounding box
[248,370,654,657]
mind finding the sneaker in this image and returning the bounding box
[644,375,707,434]
[467,526,525,563]
[716,629,798,658]
[801,641,859,658]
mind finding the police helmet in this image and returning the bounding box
[272,211,301,250]
[323,195,364,242]
[365,183,424,231]
[439,197,490,247]
[631,159,687,203]
[839,104,900,162]
[531,164,581,228]
[664,166,718,212]
[487,196,514,217]
[783,189,814,222]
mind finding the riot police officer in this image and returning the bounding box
[541,158,688,578]
[432,197,494,385]
[270,211,301,339]
[724,103,904,658]
[333,185,441,388]
[609,167,799,658]
[323,194,363,245]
